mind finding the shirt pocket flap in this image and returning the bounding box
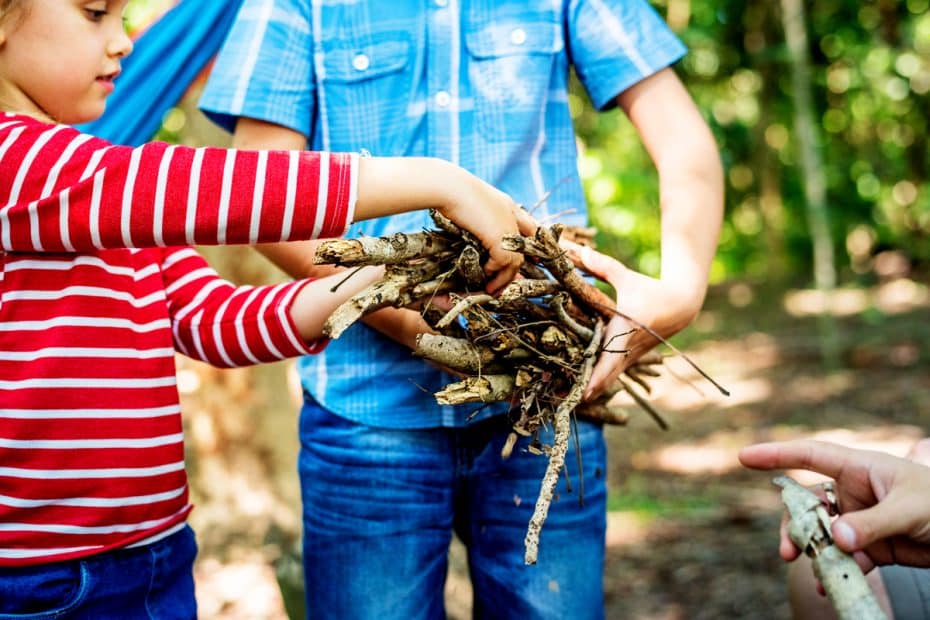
[464,20,563,59]
[322,36,411,83]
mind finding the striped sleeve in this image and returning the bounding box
[160,247,325,367]
[0,116,358,253]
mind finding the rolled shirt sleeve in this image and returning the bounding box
[200,0,317,138]
[568,0,687,111]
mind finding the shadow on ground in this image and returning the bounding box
[595,276,930,619]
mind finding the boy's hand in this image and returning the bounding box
[559,239,702,400]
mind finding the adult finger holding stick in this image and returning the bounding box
[739,439,930,571]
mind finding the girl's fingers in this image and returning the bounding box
[484,255,522,295]
[514,205,539,236]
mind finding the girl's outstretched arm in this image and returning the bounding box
[0,114,530,292]
[162,246,386,365]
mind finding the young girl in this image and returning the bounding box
[0,0,530,615]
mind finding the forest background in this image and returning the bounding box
[122,0,930,617]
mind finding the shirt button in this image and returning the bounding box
[434,91,451,108]
[435,0,448,6]
[510,28,527,46]
[352,54,370,71]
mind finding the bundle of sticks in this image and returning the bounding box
[315,211,676,564]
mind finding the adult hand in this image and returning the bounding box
[559,239,703,401]
[739,439,930,572]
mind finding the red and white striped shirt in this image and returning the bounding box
[0,113,358,566]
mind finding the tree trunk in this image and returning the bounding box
[779,0,841,366]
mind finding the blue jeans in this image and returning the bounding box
[0,525,197,619]
[298,396,607,620]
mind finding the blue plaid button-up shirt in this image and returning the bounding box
[201,0,685,428]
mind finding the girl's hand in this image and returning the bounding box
[739,439,930,572]
[560,239,703,400]
[438,163,536,293]
[354,157,536,294]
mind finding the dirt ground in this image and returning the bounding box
[184,275,930,619]
[594,276,930,620]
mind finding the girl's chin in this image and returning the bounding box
[56,106,106,126]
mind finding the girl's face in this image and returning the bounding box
[0,0,132,124]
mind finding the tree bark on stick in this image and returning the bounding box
[324,263,442,338]
[502,229,616,320]
[775,476,886,620]
[314,232,453,266]
[435,375,516,405]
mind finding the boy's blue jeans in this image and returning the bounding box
[299,395,608,620]
[0,525,197,619]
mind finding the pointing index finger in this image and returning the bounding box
[738,440,857,481]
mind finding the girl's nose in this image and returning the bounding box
[109,29,134,59]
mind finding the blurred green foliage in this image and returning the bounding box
[123,0,172,33]
[576,0,929,286]
[130,0,929,287]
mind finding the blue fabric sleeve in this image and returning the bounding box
[199,0,316,138]
[567,0,687,111]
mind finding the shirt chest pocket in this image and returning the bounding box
[464,17,564,143]
[319,34,414,151]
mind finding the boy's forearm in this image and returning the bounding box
[656,131,723,313]
[618,68,724,314]
[256,240,336,281]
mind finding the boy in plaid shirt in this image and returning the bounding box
[202,1,723,616]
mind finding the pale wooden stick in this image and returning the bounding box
[314,232,453,266]
[775,477,886,620]
[524,319,603,565]
[435,375,516,405]
[435,294,495,329]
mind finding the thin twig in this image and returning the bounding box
[617,378,668,430]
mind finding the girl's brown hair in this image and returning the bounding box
[0,0,21,19]
[1,0,24,13]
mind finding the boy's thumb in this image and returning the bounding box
[832,504,901,552]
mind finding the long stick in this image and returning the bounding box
[524,319,603,565]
